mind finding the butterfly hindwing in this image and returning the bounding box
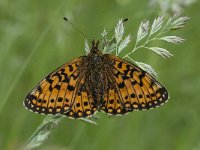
[100,54,169,115]
[64,76,98,118]
[100,77,127,115]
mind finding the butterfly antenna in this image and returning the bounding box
[101,18,129,39]
[63,17,91,41]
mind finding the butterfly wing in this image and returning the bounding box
[100,76,127,115]
[63,75,98,118]
[100,54,169,115]
[24,57,97,118]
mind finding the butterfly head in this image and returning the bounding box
[86,40,104,64]
[90,40,100,53]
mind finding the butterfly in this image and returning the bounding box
[24,40,169,118]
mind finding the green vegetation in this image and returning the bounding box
[0,0,200,150]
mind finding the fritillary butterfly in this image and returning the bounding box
[24,40,169,118]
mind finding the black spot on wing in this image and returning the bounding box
[118,62,123,68]
[118,82,125,88]
[67,85,75,91]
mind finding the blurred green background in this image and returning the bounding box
[1,0,200,150]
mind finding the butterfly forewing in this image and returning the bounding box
[100,54,169,115]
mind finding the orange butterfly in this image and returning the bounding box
[24,40,169,118]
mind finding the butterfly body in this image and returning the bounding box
[75,41,113,109]
[24,40,169,118]
[78,51,106,108]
